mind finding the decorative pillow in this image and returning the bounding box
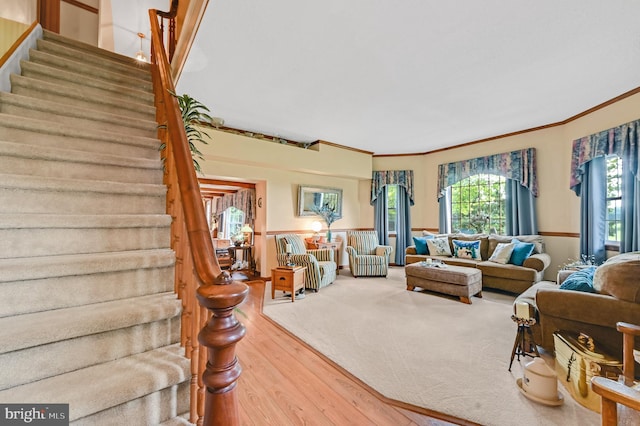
[509,238,535,266]
[452,239,481,259]
[413,236,434,255]
[426,236,452,256]
[488,243,515,264]
[559,266,598,293]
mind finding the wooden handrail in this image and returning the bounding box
[155,0,178,61]
[149,6,248,426]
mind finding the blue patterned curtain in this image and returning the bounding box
[437,148,538,199]
[571,118,640,253]
[371,170,414,205]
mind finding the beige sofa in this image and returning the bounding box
[515,252,640,374]
[405,233,551,294]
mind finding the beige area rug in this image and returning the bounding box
[263,267,600,426]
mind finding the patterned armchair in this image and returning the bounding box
[274,234,337,292]
[346,231,393,277]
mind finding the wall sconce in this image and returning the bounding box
[241,224,253,245]
[311,221,322,242]
[135,32,147,62]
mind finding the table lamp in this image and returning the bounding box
[311,221,322,242]
[240,224,253,245]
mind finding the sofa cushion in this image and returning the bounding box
[452,239,481,260]
[488,235,544,257]
[427,237,452,256]
[413,236,433,255]
[559,266,598,293]
[488,243,515,264]
[509,238,536,266]
[593,252,640,303]
[477,261,538,282]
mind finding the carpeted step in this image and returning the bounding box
[36,37,151,82]
[0,344,190,423]
[0,92,157,138]
[28,48,153,93]
[10,74,156,121]
[0,293,182,390]
[159,414,193,425]
[0,140,162,184]
[0,214,171,258]
[0,173,166,215]
[21,60,154,105]
[0,113,160,160]
[0,249,175,317]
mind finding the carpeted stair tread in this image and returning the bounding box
[0,344,189,422]
[0,139,161,175]
[0,113,160,158]
[28,48,153,92]
[159,414,193,425]
[0,292,181,354]
[36,37,151,81]
[0,91,157,138]
[0,213,172,258]
[10,74,155,121]
[0,172,165,196]
[0,248,175,283]
[21,59,154,105]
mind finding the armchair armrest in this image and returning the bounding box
[523,252,551,272]
[307,248,334,262]
[591,376,640,414]
[376,245,393,256]
[406,245,417,255]
[345,246,357,256]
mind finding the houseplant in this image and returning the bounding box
[161,91,214,173]
[312,202,340,242]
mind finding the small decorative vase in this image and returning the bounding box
[326,229,332,242]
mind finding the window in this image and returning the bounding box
[605,155,622,243]
[221,207,245,239]
[386,185,398,232]
[450,174,506,234]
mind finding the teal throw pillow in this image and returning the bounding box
[559,266,598,293]
[452,239,481,260]
[413,236,433,255]
[509,238,535,266]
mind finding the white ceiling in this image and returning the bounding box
[119,1,640,155]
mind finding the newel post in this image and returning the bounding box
[197,280,248,426]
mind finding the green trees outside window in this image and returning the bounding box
[451,174,506,234]
[386,185,398,232]
[605,156,622,243]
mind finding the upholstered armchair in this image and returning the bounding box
[345,231,393,278]
[274,234,337,292]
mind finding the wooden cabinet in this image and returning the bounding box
[271,266,306,302]
[306,239,342,266]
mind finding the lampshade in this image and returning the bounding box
[240,224,253,233]
[241,224,253,245]
[311,221,322,233]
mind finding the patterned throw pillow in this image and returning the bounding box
[452,239,481,259]
[426,236,452,256]
[488,243,515,264]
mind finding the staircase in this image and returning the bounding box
[0,30,191,424]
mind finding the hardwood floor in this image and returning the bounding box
[235,280,473,426]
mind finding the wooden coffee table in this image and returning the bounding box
[271,266,306,302]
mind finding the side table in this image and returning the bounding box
[271,266,306,303]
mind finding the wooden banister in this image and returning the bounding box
[155,0,178,61]
[149,6,248,426]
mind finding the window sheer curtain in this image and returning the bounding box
[437,148,538,234]
[571,118,640,256]
[371,170,414,265]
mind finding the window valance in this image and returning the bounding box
[570,118,640,194]
[215,188,256,220]
[370,170,414,206]
[437,148,538,199]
